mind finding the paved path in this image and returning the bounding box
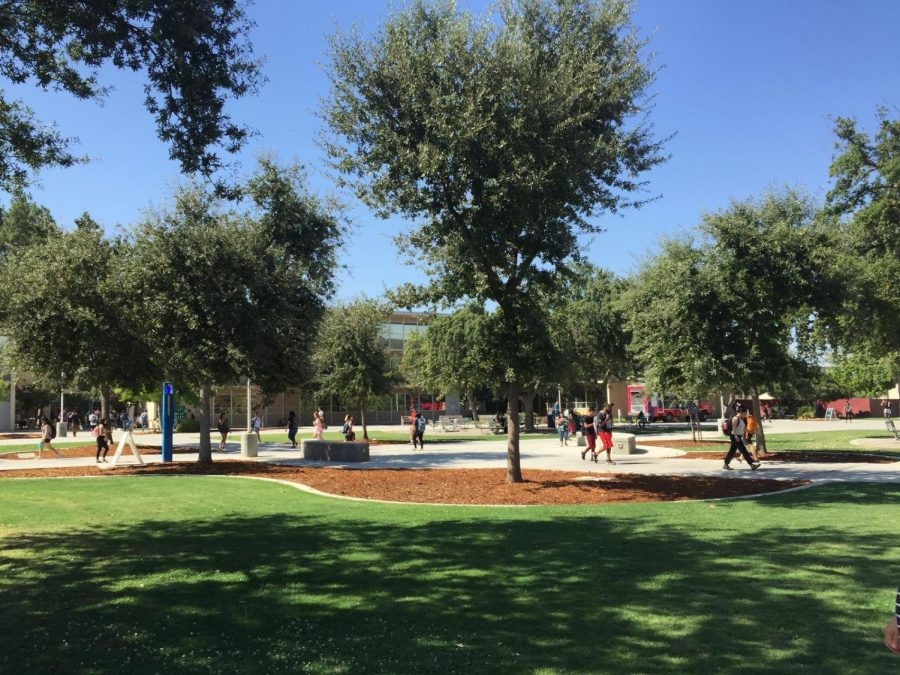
[2,419,898,485]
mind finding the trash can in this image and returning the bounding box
[56,421,67,439]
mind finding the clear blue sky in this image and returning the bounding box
[10,0,900,300]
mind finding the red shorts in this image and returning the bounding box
[598,430,613,450]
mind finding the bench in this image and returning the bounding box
[301,439,370,462]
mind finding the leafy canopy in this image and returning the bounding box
[823,109,900,387]
[627,189,831,399]
[0,0,261,189]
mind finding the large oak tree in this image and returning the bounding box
[322,0,665,482]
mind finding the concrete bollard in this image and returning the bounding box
[56,421,67,438]
[240,431,258,457]
[612,432,637,455]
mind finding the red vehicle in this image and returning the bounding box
[626,384,713,422]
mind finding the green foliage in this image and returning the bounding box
[0,191,60,258]
[795,405,815,419]
[0,218,148,402]
[401,304,500,416]
[118,160,341,460]
[175,417,201,433]
[312,298,395,436]
[823,110,900,389]
[0,0,261,188]
[550,263,633,389]
[323,0,666,478]
[626,189,831,399]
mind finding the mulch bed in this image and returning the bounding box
[0,460,809,504]
[0,444,195,460]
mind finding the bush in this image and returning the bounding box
[796,405,815,419]
[175,418,200,433]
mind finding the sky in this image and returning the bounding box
[9,0,900,300]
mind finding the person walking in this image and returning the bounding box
[555,409,569,447]
[251,411,262,442]
[217,412,230,451]
[580,406,598,462]
[724,407,760,470]
[342,414,356,441]
[843,400,853,422]
[94,418,110,462]
[412,412,427,449]
[744,409,761,460]
[883,399,893,419]
[313,410,325,441]
[70,410,81,437]
[286,411,298,448]
[408,407,417,445]
[38,416,61,459]
[596,403,615,464]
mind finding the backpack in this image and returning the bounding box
[49,424,56,439]
[416,416,427,432]
[341,422,350,435]
[721,418,732,436]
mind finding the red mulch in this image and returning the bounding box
[0,460,809,504]
[1,444,195,460]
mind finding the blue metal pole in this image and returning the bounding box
[161,382,173,462]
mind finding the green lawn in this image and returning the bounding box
[1,476,898,673]
[686,429,899,455]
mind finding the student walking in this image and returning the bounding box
[94,418,110,462]
[555,409,569,447]
[412,412,426,449]
[217,412,230,451]
[724,407,760,470]
[251,411,262,442]
[580,406,598,461]
[408,407,417,445]
[744,409,761,460]
[39,416,61,459]
[313,410,325,440]
[342,414,356,441]
[286,411,298,448]
[844,400,853,422]
[596,403,615,464]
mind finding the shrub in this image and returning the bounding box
[796,405,815,419]
[175,418,200,433]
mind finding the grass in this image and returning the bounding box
[1,476,899,673]
[684,429,899,455]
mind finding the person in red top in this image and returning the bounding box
[408,408,417,445]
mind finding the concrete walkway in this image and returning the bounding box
[2,419,898,485]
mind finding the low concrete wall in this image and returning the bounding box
[302,439,370,462]
[612,432,637,455]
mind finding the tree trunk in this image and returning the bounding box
[197,382,213,465]
[750,386,767,454]
[506,381,523,483]
[100,382,110,419]
[465,391,479,421]
[360,397,368,440]
[522,390,536,432]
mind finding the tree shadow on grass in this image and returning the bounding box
[1,485,898,674]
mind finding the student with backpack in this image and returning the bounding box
[723,406,760,470]
[342,414,356,441]
[413,413,427,449]
[39,416,62,459]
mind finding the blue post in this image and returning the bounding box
[161,382,174,462]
